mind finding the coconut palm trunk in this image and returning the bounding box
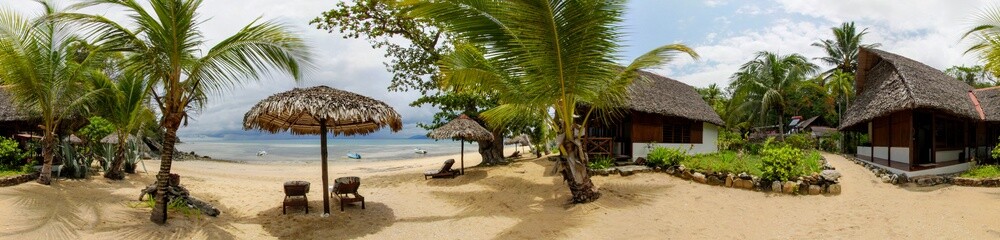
[37,127,56,184]
[559,131,599,202]
[150,115,181,223]
[104,133,129,180]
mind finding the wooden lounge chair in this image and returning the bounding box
[424,159,459,179]
[282,181,309,214]
[330,177,364,211]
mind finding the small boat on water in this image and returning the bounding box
[414,148,427,154]
[347,153,362,159]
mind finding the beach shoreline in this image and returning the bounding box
[2,152,1000,239]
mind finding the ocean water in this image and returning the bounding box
[176,138,479,163]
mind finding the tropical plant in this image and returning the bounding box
[0,1,107,184]
[811,22,880,81]
[783,133,816,150]
[962,6,1000,77]
[760,143,804,182]
[0,137,27,169]
[646,147,688,167]
[90,67,154,179]
[62,0,311,224]
[408,0,697,202]
[586,156,614,170]
[728,52,818,138]
[826,69,854,123]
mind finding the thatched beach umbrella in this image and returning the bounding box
[429,114,493,175]
[504,134,532,152]
[243,86,402,216]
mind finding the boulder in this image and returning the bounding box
[725,175,734,188]
[827,184,842,194]
[820,170,841,182]
[692,172,707,183]
[798,181,809,195]
[771,181,782,193]
[880,175,892,183]
[823,162,835,170]
[782,181,796,194]
[738,172,751,180]
[707,175,724,186]
[808,185,822,195]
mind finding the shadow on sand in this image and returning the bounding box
[254,200,395,239]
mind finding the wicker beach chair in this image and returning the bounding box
[424,159,459,179]
[330,177,365,211]
[282,181,309,214]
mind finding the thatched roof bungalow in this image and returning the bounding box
[582,71,724,160]
[0,87,36,137]
[841,48,1000,176]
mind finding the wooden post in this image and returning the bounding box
[888,114,892,168]
[460,141,465,175]
[320,119,330,215]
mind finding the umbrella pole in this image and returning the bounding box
[320,120,331,216]
[460,141,465,175]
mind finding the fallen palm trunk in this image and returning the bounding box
[139,175,220,217]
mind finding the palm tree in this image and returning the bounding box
[826,69,853,122]
[409,0,697,203]
[0,1,106,185]
[962,6,1000,76]
[62,0,311,224]
[92,69,155,180]
[729,52,818,138]
[812,22,880,84]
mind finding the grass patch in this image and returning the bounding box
[961,165,1000,179]
[0,169,29,178]
[682,150,823,178]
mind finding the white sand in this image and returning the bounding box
[2,152,1000,239]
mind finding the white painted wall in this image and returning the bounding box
[890,147,909,163]
[874,147,888,159]
[632,123,719,159]
[908,163,971,177]
[857,146,872,158]
[935,150,963,162]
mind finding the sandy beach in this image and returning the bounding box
[2,151,1000,239]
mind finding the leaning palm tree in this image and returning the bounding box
[729,51,818,138]
[409,0,697,203]
[0,1,105,185]
[811,22,880,84]
[61,0,311,224]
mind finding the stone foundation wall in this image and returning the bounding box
[0,172,39,187]
[952,177,1000,187]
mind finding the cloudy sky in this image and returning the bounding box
[4,0,993,140]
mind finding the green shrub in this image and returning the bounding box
[784,133,816,150]
[992,138,1000,159]
[717,130,746,151]
[587,156,615,170]
[962,165,1000,179]
[684,151,762,175]
[0,137,27,169]
[818,132,842,152]
[760,144,804,182]
[647,147,688,167]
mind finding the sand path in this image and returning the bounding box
[1,153,999,239]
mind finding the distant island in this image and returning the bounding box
[408,134,429,139]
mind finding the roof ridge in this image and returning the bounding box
[880,56,917,109]
[974,85,1000,91]
[969,91,986,121]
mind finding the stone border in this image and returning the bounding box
[951,177,1000,187]
[0,172,39,187]
[590,159,842,195]
[845,155,956,187]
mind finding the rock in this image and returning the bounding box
[725,175,734,187]
[880,175,892,183]
[808,185,822,195]
[738,179,754,189]
[618,169,635,177]
[707,175,724,186]
[782,181,796,194]
[827,184,842,194]
[771,181,782,193]
[692,172,707,183]
[823,162,835,170]
[738,172,751,180]
[820,170,841,182]
[798,181,810,195]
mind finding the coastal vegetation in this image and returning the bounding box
[58,0,312,224]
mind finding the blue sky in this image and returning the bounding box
[3,0,993,140]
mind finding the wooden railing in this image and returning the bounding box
[583,137,613,157]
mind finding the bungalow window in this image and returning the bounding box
[662,124,691,143]
[934,117,963,149]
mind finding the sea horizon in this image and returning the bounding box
[175,138,481,164]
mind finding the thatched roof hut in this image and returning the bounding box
[973,87,1000,122]
[840,48,980,129]
[243,86,403,135]
[428,114,493,141]
[627,71,725,126]
[0,87,30,122]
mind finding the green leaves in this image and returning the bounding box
[760,144,804,182]
[727,51,817,129]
